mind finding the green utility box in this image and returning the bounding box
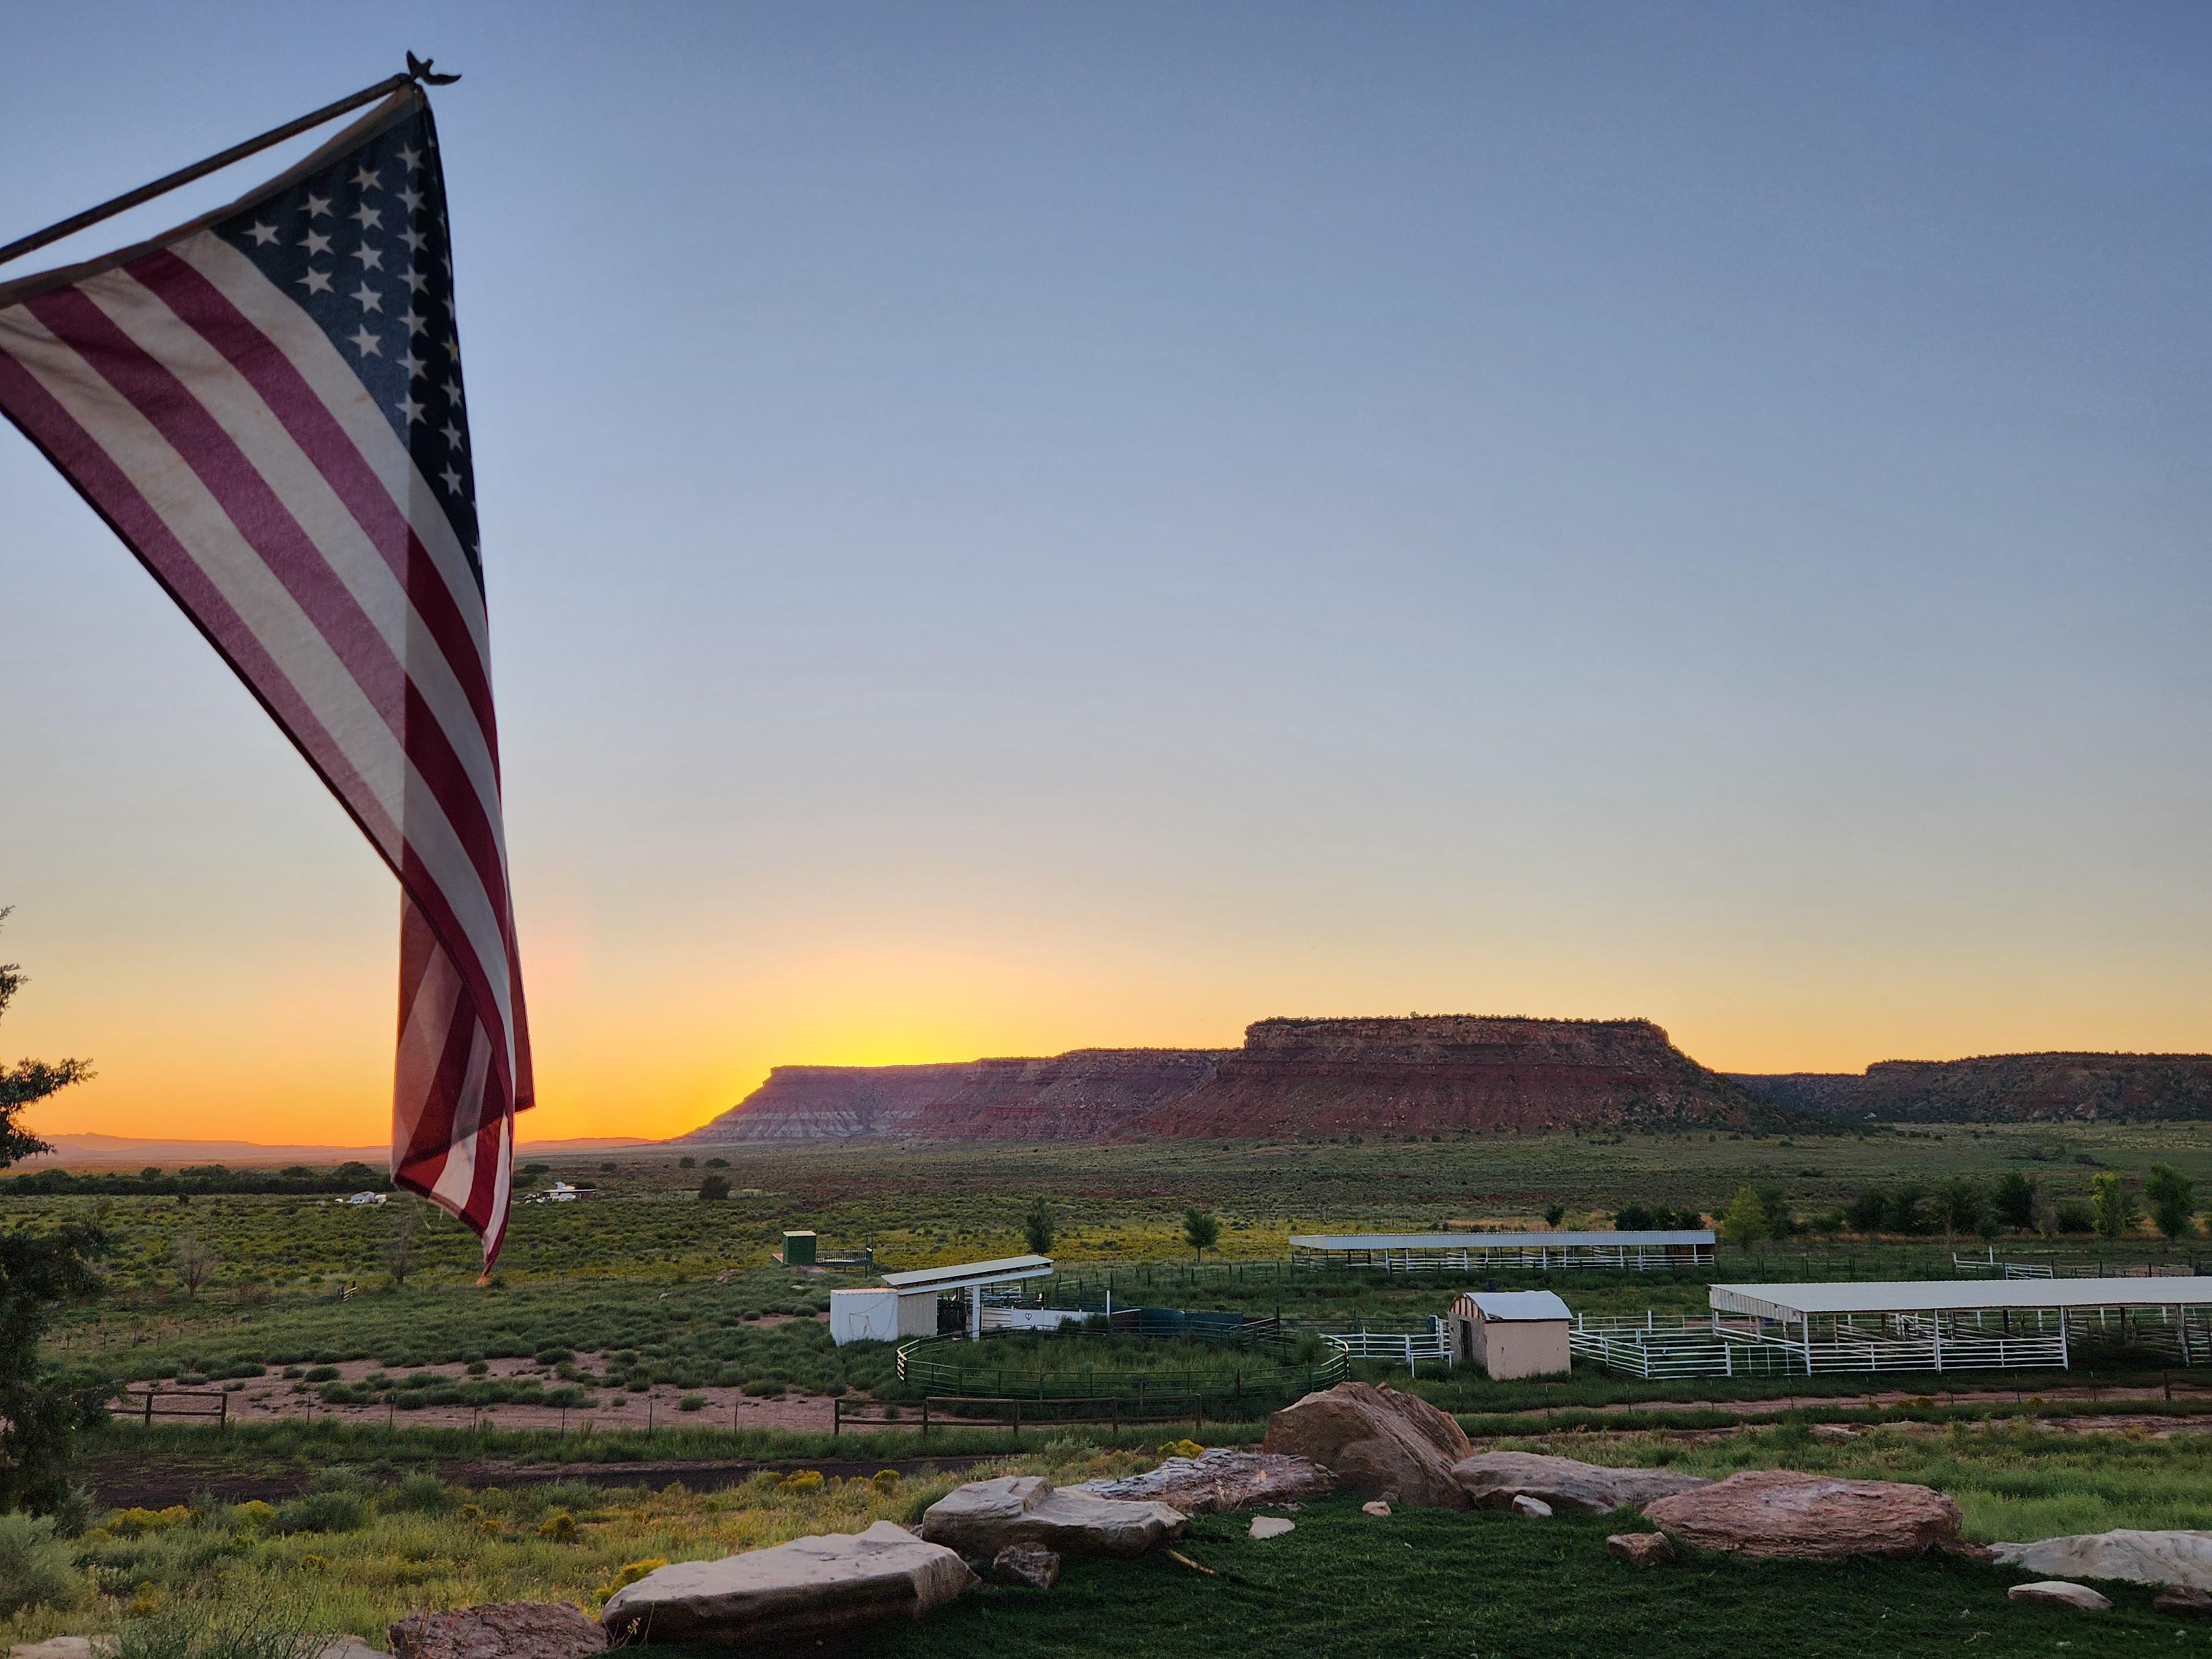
[782,1230,817,1266]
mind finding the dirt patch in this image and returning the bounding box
[143,1352,839,1435]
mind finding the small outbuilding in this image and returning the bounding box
[829,1254,1056,1345]
[1449,1289,1573,1380]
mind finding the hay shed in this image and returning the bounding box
[1451,1289,1573,1379]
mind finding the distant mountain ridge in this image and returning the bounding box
[20,1133,650,1168]
[1733,1051,2212,1124]
[680,1015,1774,1143]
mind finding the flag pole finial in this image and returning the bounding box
[406,53,461,86]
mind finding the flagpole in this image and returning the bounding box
[0,55,456,270]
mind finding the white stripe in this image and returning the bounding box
[0,308,515,1045]
[74,265,510,860]
[170,232,494,671]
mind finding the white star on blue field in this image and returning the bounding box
[217,104,482,584]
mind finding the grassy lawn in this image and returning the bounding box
[853,1498,2203,1659]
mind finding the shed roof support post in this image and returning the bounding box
[971,1284,983,1342]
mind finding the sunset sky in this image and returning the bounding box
[3,3,2206,1147]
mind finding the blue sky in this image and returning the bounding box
[3,3,2206,1141]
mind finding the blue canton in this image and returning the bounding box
[212,101,481,588]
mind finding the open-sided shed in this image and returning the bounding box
[1572,1275,2212,1378]
[830,1254,1055,1346]
[1290,1230,1714,1272]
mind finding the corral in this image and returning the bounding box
[1290,1229,1715,1271]
[1572,1276,2212,1380]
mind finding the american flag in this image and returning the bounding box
[0,87,530,1264]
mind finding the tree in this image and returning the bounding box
[1887,1183,1928,1237]
[1991,1171,2039,1233]
[2091,1172,2138,1241]
[1843,1189,1887,1236]
[1614,1204,1655,1232]
[698,1174,732,1201]
[384,1197,424,1287]
[2146,1166,2197,1241]
[1754,1185,1795,1240]
[679,1156,696,1170]
[1022,1197,1056,1256]
[1182,1208,1220,1263]
[171,1233,218,1299]
[0,910,108,1511]
[1929,1178,1985,1252]
[1717,1186,1769,1249]
[1542,1202,1566,1228]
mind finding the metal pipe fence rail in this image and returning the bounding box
[1298,1243,1714,1273]
[119,1389,228,1426]
[1323,1321,1453,1376]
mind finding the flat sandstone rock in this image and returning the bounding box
[919,1477,1187,1559]
[1263,1382,1472,1509]
[598,1522,975,1648]
[1073,1449,1333,1514]
[390,1603,604,1659]
[2008,1581,2112,1612]
[1990,1530,2212,1592]
[1640,1470,1968,1560]
[1248,1516,1295,1540]
[1454,1452,1710,1515]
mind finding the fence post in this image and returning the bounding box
[143,1391,154,1428]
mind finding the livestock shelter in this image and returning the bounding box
[828,1254,1055,1346]
[1290,1230,1715,1272]
[1571,1276,2212,1379]
[1449,1290,1572,1379]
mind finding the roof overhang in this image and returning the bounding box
[879,1254,1055,1296]
[1712,1277,2212,1322]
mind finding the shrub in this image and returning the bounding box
[780,1471,822,1492]
[270,1491,367,1535]
[0,1511,81,1616]
[537,1513,577,1540]
[870,1469,900,1493]
[111,1587,319,1659]
[698,1175,732,1202]
[677,1394,707,1412]
[383,1473,455,1514]
[302,1366,338,1384]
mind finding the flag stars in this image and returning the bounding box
[350,325,383,358]
[440,464,463,493]
[298,268,333,295]
[400,396,425,424]
[399,185,425,213]
[441,421,465,451]
[352,164,380,192]
[351,204,383,231]
[352,244,384,271]
[352,283,383,312]
[402,228,427,253]
[247,222,279,246]
[403,350,426,378]
[302,228,333,256]
[398,145,422,169]
[305,192,331,218]
[403,268,429,293]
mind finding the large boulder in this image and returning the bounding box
[598,1521,975,1649]
[390,1604,604,1659]
[1641,1470,1969,1560]
[1453,1452,1711,1515]
[1072,1450,1334,1514]
[1990,1530,2212,1592]
[918,1476,1187,1560]
[1262,1383,1472,1509]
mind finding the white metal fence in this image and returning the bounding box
[1325,1319,1453,1375]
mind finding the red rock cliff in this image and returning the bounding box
[681,1015,1764,1142]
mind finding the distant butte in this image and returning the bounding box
[675,1015,1775,1144]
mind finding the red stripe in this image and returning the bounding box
[24,284,522,1083]
[127,247,503,763]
